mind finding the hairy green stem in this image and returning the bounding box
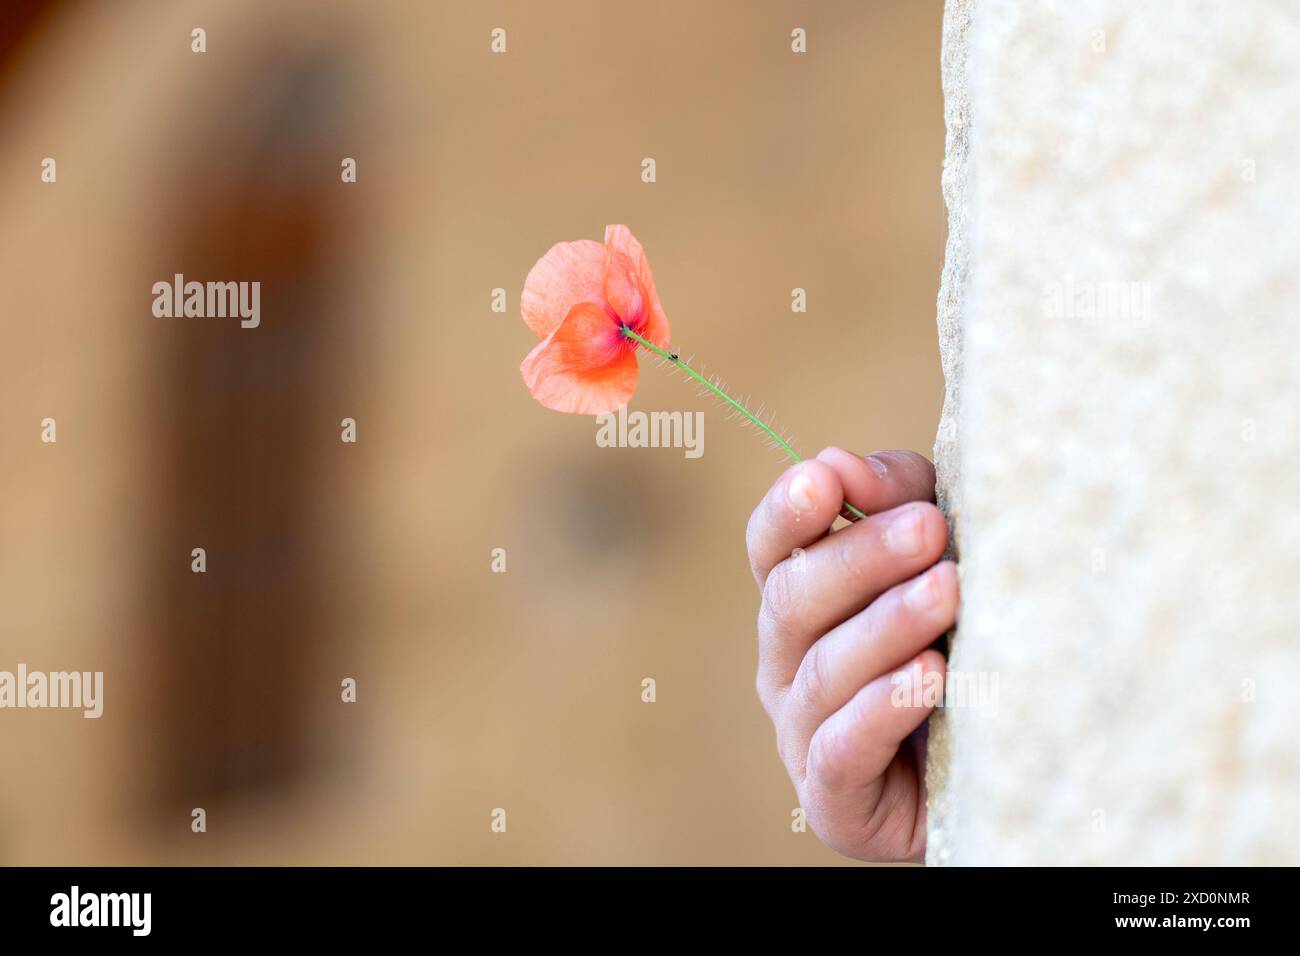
[620,327,867,521]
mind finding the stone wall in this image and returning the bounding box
[927,0,1300,865]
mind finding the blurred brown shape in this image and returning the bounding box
[145,48,361,808]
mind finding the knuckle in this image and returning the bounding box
[760,562,800,632]
[858,603,889,655]
[806,723,847,792]
[833,532,863,580]
[792,640,832,713]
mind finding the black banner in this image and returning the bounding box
[0,866,1274,942]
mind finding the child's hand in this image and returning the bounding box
[747,448,956,862]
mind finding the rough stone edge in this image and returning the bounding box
[923,0,973,867]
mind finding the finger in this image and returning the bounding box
[746,459,844,591]
[757,501,949,697]
[801,650,945,859]
[814,447,936,519]
[807,649,944,788]
[782,561,957,769]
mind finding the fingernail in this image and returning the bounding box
[865,455,888,478]
[883,506,924,556]
[787,471,816,513]
[903,570,936,611]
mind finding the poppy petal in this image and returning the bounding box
[520,302,638,415]
[520,238,607,339]
[603,224,670,347]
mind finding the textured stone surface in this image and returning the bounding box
[923,0,972,866]
[928,0,1300,864]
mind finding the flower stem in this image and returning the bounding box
[620,327,867,521]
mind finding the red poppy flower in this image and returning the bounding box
[520,224,671,415]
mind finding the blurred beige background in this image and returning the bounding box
[0,0,944,864]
